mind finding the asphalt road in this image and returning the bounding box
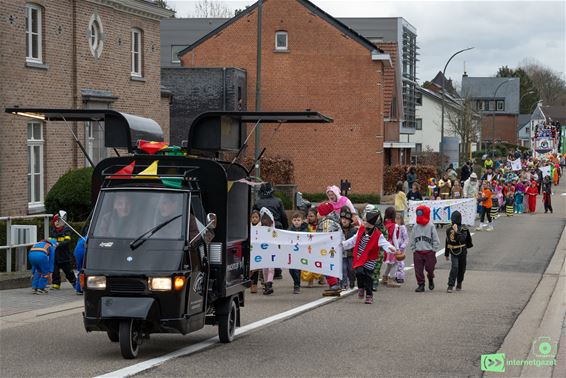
[1,185,564,377]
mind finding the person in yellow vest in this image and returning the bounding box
[29,238,57,294]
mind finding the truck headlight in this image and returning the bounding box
[148,277,172,291]
[86,276,106,290]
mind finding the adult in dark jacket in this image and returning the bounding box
[253,182,288,279]
[460,161,473,183]
[253,183,289,229]
[444,211,472,292]
[50,212,76,289]
[407,167,417,192]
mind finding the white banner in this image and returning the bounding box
[250,226,343,278]
[408,198,477,225]
[511,158,522,171]
[540,166,551,179]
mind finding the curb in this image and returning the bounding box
[485,224,566,377]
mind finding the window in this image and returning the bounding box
[27,121,44,207]
[416,118,422,130]
[88,14,104,58]
[477,100,484,111]
[275,31,288,51]
[171,45,188,63]
[415,92,422,106]
[131,28,143,77]
[415,143,422,154]
[25,4,42,63]
[496,100,505,111]
[85,121,107,166]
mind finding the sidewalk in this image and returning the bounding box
[0,281,81,317]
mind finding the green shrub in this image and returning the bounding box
[45,168,93,221]
[273,191,292,210]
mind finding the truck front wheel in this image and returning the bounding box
[218,298,238,343]
[119,319,140,359]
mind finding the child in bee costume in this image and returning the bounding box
[29,238,57,294]
[444,211,473,293]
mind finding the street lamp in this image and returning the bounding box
[440,47,474,170]
[491,78,514,156]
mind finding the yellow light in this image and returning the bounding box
[174,276,186,291]
[13,112,46,120]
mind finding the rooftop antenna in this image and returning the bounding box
[463,61,468,77]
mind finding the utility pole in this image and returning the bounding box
[254,0,262,179]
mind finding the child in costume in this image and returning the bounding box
[73,236,87,295]
[451,181,463,199]
[394,182,408,219]
[410,205,440,292]
[316,202,342,296]
[382,207,401,288]
[50,212,76,289]
[526,180,538,214]
[394,213,409,284]
[542,176,553,214]
[362,205,387,291]
[505,190,515,216]
[288,212,308,294]
[249,210,261,293]
[445,211,473,292]
[342,210,397,304]
[29,238,57,294]
[339,206,358,289]
[301,207,323,287]
[259,208,276,295]
[476,181,494,231]
[515,181,525,214]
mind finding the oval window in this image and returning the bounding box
[88,14,104,58]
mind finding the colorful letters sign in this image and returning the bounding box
[408,198,476,225]
[250,226,343,278]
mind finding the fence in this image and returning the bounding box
[0,214,52,272]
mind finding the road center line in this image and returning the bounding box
[95,289,356,378]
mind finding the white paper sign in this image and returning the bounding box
[540,166,551,179]
[408,198,477,225]
[250,226,343,278]
[511,158,522,171]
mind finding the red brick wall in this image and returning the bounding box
[180,0,385,194]
[481,115,518,145]
[377,42,400,143]
[0,0,169,215]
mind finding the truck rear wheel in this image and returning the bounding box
[119,319,140,359]
[218,298,237,343]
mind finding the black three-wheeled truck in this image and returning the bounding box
[5,108,332,359]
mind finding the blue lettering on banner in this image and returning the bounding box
[271,255,276,262]
[254,255,262,262]
[293,244,299,252]
[261,243,269,250]
[433,207,441,221]
[444,206,451,220]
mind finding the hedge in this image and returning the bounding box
[45,168,93,221]
[242,156,294,184]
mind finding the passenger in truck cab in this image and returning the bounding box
[96,193,135,238]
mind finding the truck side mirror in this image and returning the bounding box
[206,213,217,229]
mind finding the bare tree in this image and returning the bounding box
[445,96,482,162]
[519,59,566,106]
[192,0,233,18]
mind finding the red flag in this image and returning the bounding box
[110,161,135,179]
[138,140,168,155]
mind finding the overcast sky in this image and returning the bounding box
[167,0,565,86]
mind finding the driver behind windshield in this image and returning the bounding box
[153,194,182,239]
[96,193,136,238]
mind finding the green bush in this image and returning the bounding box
[301,193,380,204]
[273,191,292,210]
[45,168,93,221]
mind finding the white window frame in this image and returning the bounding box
[88,14,104,58]
[27,121,44,208]
[415,118,423,130]
[25,3,43,63]
[171,45,187,64]
[131,28,143,77]
[275,31,288,51]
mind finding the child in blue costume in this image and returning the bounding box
[29,239,57,294]
[73,236,87,294]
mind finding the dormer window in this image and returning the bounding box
[275,31,288,51]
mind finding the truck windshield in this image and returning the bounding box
[91,190,186,240]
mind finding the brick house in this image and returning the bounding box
[461,75,520,146]
[0,0,173,216]
[177,0,392,194]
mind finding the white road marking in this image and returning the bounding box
[95,289,356,378]
[561,193,566,196]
